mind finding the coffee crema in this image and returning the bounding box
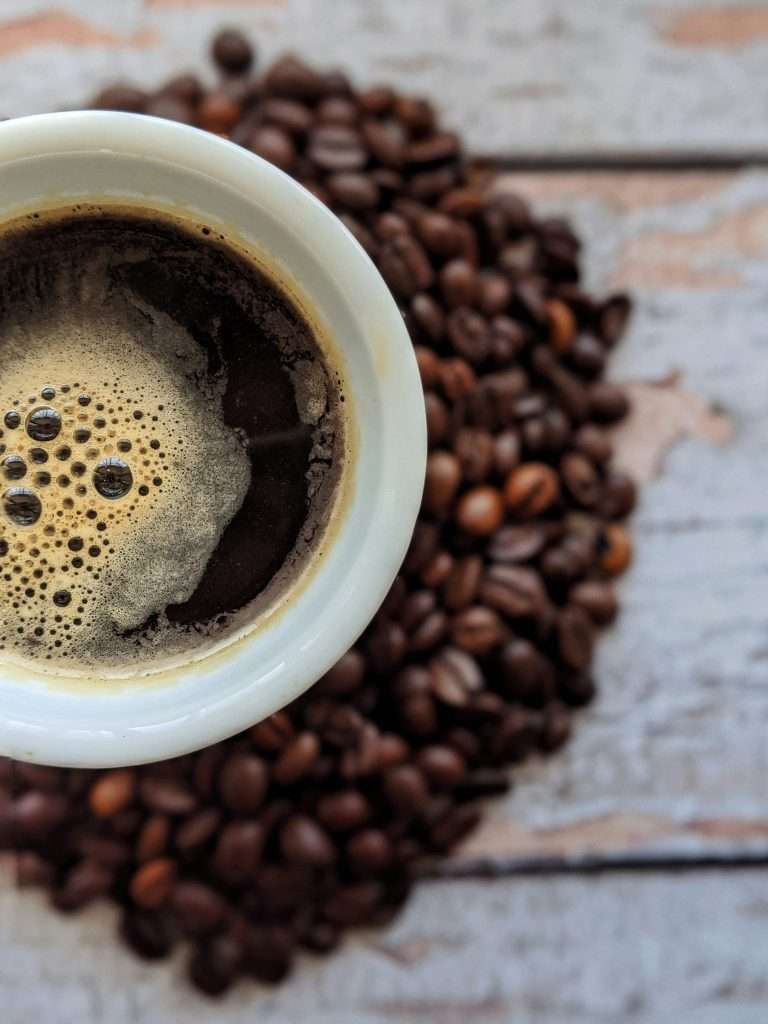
[0,205,345,673]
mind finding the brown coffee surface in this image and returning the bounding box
[0,207,343,672]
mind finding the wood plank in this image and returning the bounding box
[0,1,765,156]
[4,865,768,1023]
[449,168,768,867]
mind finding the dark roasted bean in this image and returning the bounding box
[449,607,505,655]
[218,754,268,815]
[379,234,434,298]
[443,555,483,610]
[274,732,320,784]
[455,485,504,536]
[589,381,630,423]
[211,28,254,74]
[213,822,264,885]
[248,125,295,170]
[504,462,560,517]
[423,451,461,516]
[21,44,638,995]
[569,580,619,625]
[279,815,337,867]
[447,308,491,364]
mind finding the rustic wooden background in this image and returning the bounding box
[1,2,767,1022]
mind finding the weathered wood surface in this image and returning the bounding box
[1,168,764,1021]
[5,864,768,1024]
[1,3,767,1020]
[0,1,766,156]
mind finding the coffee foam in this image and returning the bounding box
[0,242,254,670]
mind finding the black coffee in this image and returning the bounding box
[0,206,345,672]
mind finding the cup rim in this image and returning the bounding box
[0,111,426,767]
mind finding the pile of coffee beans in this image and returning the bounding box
[0,30,636,996]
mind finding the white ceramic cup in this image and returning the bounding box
[0,111,425,769]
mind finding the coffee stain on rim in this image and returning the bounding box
[0,195,357,692]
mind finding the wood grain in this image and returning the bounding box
[0,3,765,1018]
[4,864,768,1023]
[0,0,763,155]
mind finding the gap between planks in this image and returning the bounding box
[482,151,768,172]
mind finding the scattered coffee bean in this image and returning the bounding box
[5,34,637,997]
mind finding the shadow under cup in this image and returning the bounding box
[0,112,426,769]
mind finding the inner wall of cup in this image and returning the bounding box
[0,150,384,705]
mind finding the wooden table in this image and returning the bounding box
[1,3,767,1021]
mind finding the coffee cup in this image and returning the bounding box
[0,111,425,768]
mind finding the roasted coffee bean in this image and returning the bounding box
[416,746,466,788]
[176,808,222,852]
[279,815,337,867]
[545,298,577,353]
[596,293,632,345]
[420,550,454,588]
[249,710,294,751]
[211,28,254,74]
[412,296,446,343]
[479,273,512,316]
[173,881,228,936]
[425,392,449,448]
[379,234,434,298]
[197,91,241,133]
[14,792,68,840]
[218,753,268,814]
[557,605,595,670]
[140,778,197,816]
[440,259,479,308]
[600,472,637,520]
[213,822,264,884]
[327,172,380,210]
[438,357,477,401]
[261,97,312,134]
[499,638,556,704]
[443,554,483,610]
[317,96,358,124]
[504,462,560,517]
[136,815,170,863]
[488,524,547,563]
[480,564,549,621]
[454,428,495,483]
[273,732,320,784]
[599,523,633,575]
[92,84,148,113]
[414,344,441,388]
[416,211,462,255]
[130,858,177,910]
[560,452,601,507]
[569,336,606,377]
[589,381,630,423]
[248,125,295,170]
[189,934,242,996]
[144,93,194,124]
[120,909,177,960]
[263,54,326,100]
[89,769,136,818]
[455,485,504,536]
[449,606,505,655]
[574,423,613,464]
[317,791,371,832]
[569,580,619,625]
[493,429,522,476]
[16,41,638,995]
[346,829,392,874]
[423,451,461,516]
[447,308,491,364]
[382,765,428,813]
